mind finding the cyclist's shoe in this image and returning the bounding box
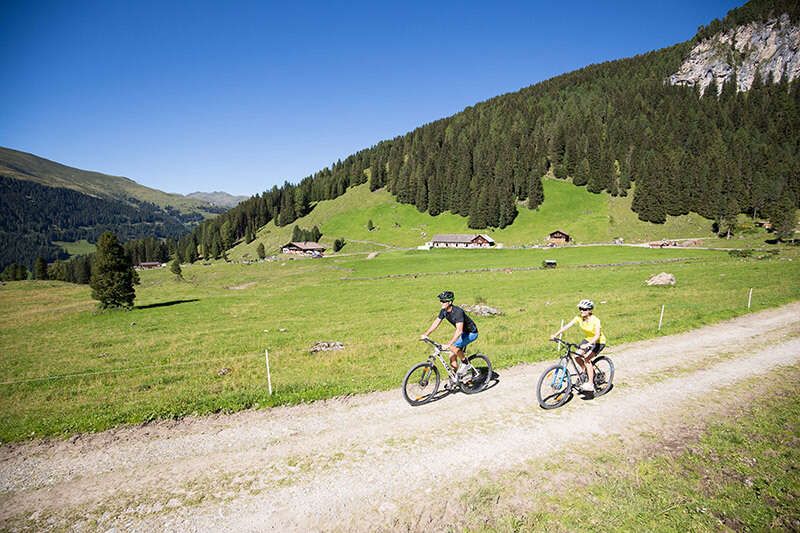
[579,382,595,393]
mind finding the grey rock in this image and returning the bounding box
[646,272,676,286]
[463,304,503,316]
[668,14,800,95]
[310,341,345,353]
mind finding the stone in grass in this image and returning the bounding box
[463,304,503,316]
[310,341,345,353]
[646,272,676,286]
[217,367,231,376]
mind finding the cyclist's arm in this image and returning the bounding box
[447,321,464,347]
[421,317,443,338]
[551,317,577,339]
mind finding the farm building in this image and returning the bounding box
[135,262,163,270]
[547,230,571,245]
[281,241,326,256]
[429,234,496,248]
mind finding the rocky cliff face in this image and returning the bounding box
[669,13,800,95]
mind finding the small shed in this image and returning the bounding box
[281,241,326,256]
[548,230,571,245]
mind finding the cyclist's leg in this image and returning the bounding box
[577,341,594,390]
[452,332,478,373]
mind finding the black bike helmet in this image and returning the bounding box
[438,290,455,302]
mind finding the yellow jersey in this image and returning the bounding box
[569,314,606,344]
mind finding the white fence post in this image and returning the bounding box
[265,349,273,395]
[748,288,753,310]
[658,305,665,331]
[556,319,564,351]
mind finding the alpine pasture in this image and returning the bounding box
[1,242,799,442]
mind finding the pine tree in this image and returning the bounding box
[367,219,375,231]
[34,257,48,280]
[90,232,136,309]
[256,242,266,259]
[170,258,183,280]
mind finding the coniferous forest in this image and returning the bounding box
[177,0,799,263]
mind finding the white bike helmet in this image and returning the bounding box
[578,299,594,310]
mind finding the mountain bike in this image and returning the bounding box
[536,338,614,409]
[402,338,493,406]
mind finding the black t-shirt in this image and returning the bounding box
[438,305,478,334]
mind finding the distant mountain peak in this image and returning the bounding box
[185,191,248,208]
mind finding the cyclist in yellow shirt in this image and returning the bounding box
[550,299,606,393]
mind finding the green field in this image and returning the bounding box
[229,179,784,259]
[1,244,799,442]
[53,240,97,256]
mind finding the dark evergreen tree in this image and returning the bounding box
[34,257,48,280]
[90,232,136,309]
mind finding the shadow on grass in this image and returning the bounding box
[136,299,200,310]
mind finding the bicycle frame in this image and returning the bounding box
[552,339,590,388]
[420,338,472,381]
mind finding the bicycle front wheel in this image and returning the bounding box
[402,362,440,406]
[459,354,493,394]
[536,364,571,409]
[592,356,614,396]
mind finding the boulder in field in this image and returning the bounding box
[463,304,503,316]
[646,272,676,286]
[310,341,345,353]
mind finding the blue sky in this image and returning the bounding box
[0,0,745,196]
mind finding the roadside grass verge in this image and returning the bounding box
[0,245,798,441]
[455,365,800,532]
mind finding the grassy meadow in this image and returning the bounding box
[228,179,783,260]
[1,244,799,442]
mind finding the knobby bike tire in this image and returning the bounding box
[536,363,571,409]
[459,354,493,394]
[402,362,440,406]
[591,356,614,396]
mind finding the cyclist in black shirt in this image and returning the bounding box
[420,290,479,382]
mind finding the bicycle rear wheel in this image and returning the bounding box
[402,362,440,406]
[459,354,493,394]
[536,364,571,409]
[592,356,614,396]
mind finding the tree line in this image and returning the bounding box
[0,176,193,270]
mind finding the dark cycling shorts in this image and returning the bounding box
[579,340,605,358]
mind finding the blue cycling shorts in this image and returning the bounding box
[453,331,479,349]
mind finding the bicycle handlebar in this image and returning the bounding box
[420,337,448,351]
[550,338,579,348]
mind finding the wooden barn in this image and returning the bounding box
[430,234,496,248]
[281,241,326,256]
[547,230,571,245]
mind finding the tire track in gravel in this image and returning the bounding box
[1,302,799,531]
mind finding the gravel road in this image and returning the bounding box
[1,302,799,532]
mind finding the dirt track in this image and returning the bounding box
[1,302,799,531]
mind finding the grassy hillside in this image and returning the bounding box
[0,146,215,214]
[230,179,779,259]
[2,244,799,441]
